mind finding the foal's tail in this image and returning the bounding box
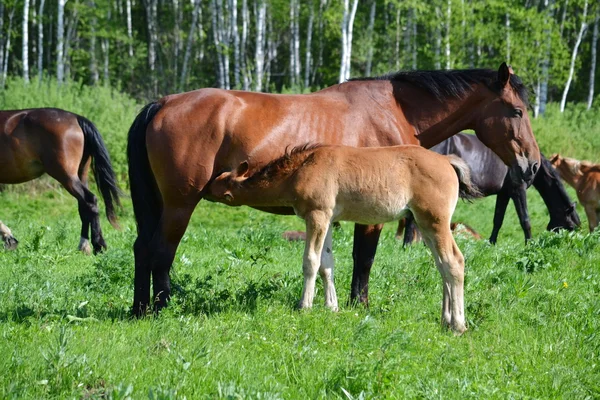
[127,102,163,241]
[77,116,122,228]
[446,155,482,201]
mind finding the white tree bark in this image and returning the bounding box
[289,0,300,87]
[537,0,553,117]
[445,0,451,69]
[365,0,376,76]
[587,8,598,110]
[253,0,266,91]
[1,7,15,88]
[56,0,66,83]
[304,0,314,88]
[22,0,30,82]
[506,12,510,63]
[180,0,201,90]
[0,2,4,73]
[101,37,109,85]
[37,0,45,82]
[338,0,358,83]
[143,0,158,94]
[231,0,240,88]
[126,0,133,57]
[560,0,588,113]
[241,0,250,89]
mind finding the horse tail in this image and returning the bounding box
[127,102,163,241]
[446,155,482,201]
[77,115,122,228]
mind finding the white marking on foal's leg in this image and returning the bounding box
[299,211,330,310]
[0,221,18,250]
[319,225,338,311]
[78,237,92,255]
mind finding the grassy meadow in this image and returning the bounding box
[1,79,600,398]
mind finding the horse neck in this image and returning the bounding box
[393,82,484,148]
[556,164,581,189]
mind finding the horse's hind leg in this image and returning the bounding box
[148,204,197,312]
[349,223,383,306]
[417,215,466,333]
[0,221,18,250]
[319,224,338,311]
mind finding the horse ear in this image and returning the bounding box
[498,62,511,87]
[236,161,250,177]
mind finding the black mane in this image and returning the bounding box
[350,69,529,106]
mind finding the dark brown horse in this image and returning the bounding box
[127,63,540,315]
[399,134,580,245]
[0,108,121,254]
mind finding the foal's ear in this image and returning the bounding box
[498,62,511,87]
[549,153,560,164]
[236,161,250,177]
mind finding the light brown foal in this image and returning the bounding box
[550,154,600,232]
[208,145,481,334]
[0,220,18,249]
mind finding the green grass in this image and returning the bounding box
[1,79,600,398]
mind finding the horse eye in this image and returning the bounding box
[513,109,523,118]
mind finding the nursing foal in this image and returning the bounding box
[208,145,481,333]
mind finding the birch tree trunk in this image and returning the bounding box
[241,0,250,89]
[143,0,158,95]
[1,8,15,88]
[63,9,78,80]
[537,0,553,117]
[126,0,133,57]
[339,0,358,83]
[231,0,240,88]
[180,0,201,90]
[365,0,376,76]
[37,0,45,82]
[101,37,109,85]
[289,0,300,87]
[445,0,451,69]
[560,0,588,113]
[22,0,30,82]
[254,0,266,91]
[587,8,598,110]
[303,0,314,88]
[56,0,66,83]
[89,2,99,85]
[0,2,4,73]
[506,12,510,63]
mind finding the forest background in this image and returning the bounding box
[0,0,598,116]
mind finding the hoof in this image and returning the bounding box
[3,236,18,250]
[78,238,92,255]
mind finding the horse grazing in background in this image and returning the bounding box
[399,134,580,245]
[0,108,121,254]
[208,145,481,333]
[550,154,600,232]
[127,63,540,315]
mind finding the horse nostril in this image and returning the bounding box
[530,161,539,176]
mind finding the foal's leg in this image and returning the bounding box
[583,204,599,232]
[349,224,383,306]
[319,224,338,311]
[0,220,18,250]
[419,219,466,334]
[299,210,331,309]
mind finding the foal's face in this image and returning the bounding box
[474,63,540,187]
[207,161,250,205]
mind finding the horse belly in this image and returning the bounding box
[333,194,410,225]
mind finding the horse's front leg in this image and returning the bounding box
[319,224,338,311]
[0,221,18,250]
[299,210,331,310]
[511,184,532,242]
[349,224,383,306]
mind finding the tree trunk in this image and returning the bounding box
[241,0,250,89]
[101,37,109,85]
[365,0,376,76]
[231,0,240,88]
[22,0,30,82]
[0,2,4,73]
[587,8,598,110]
[37,0,45,82]
[63,9,78,81]
[180,0,201,90]
[311,0,326,85]
[56,0,66,83]
[143,0,158,95]
[339,0,358,83]
[505,12,510,63]
[89,1,99,85]
[304,0,314,88]
[445,0,451,69]
[253,0,266,91]
[537,0,553,117]
[1,8,15,88]
[560,0,588,113]
[560,0,569,38]
[126,0,133,57]
[435,6,441,69]
[289,0,300,87]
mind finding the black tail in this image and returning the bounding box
[77,115,123,228]
[127,102,163,241]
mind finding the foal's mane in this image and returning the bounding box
[350,69,529,106]
[243,144,324,188]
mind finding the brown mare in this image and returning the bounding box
[550,154,600,232]
[127,63,540,315]
[0,108,121,254]
[208,145,481,333]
